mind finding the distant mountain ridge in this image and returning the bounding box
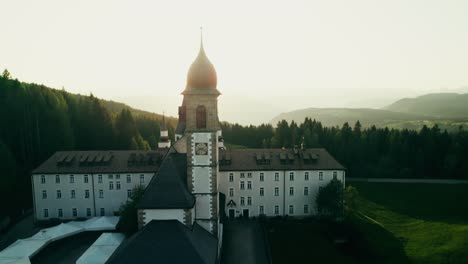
[270,108,429,128]
[270,93,468,131]
[384,93,468,119]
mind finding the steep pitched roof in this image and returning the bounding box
[218,148,345,171]
[32,150,168,174]
[106,220,217,264]
[137,150,195,209]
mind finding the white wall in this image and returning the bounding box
[219,170,345,218]
[142,209,185,226]
[33,172,155,221]
[195,195,213,219]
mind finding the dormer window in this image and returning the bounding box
[196,105,207,129]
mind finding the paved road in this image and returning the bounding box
[221,219,270,264]
[347,178,468,184]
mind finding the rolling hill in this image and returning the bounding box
[270,93,468,131]
[270,107,432,128]
[384,93,468,119]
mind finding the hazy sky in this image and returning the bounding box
[2,0,468,124]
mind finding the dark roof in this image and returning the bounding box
[175,121,186,135]
[32,150,168,174]
[218,148,345,171]
[106,220,217,264]
[137,151,195,209]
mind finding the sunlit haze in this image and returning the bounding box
[2,0,468,124]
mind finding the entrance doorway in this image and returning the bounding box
[228,209,235,219]
[242,209,249,218]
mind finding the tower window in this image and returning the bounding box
[196,105,207,129]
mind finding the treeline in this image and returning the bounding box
[222,118,468,180]
[0,70,173,218]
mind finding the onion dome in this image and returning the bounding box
[185,37,218,93]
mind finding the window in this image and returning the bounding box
[247,197,252,205]
[289,205,294,215]
[42,190,47,199]
[127,175,131,183]
[289,172,294,181]
[274,205,279,215]
[259,206,264,215]
[55,175,60,184]
[304,205,309,214]
[196,105,207,129]
[140,175,145,184]
[240,197,245,206]
[274,187,279,196]
[305,172,309,181]
[58,209,63,217]
[259,173,264,182]
[100,208,105,216]
[56,190,61,199]
[247,173,252,178]
[84,175,89,183]
[109,181,114,190]
[240,173,245,178]
[319,171,323,180]
[259,187,264,196]
[41,175,45,184]
[98,175,103,183]
[247,181,252,190]
[99,190,104,198]
[43,209,49,218]
[71,190,75,199]
[116,181,121,190]
[85,190,90,198]
[116,174,120,180]
[304,187,309,196]
[333,171,337,179]
[86,208,91,217]
[274,172,279,181]
[108,174,113,180]
[127,189,132,198]
[229,188,234,197]
[289,187,294,196]
[72,208,77,217]
[240,181,245,190]
[229,173,234,182]
[70,175,75,183]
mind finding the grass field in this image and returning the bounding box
[352,182,468,264]
[266,182,468,264]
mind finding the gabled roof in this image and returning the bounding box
[218,148,346,171]
[106,220,217,264]
[137,150,195,209]
[32,150,168,174]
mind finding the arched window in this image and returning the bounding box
[196,105,207,129]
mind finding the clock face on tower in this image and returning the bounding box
[195,143,209,155]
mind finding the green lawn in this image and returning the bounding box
[351,182,468,264]
[266,183,468,264]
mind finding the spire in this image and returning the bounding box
[184,28,219,93]
[160,112,167,132]
[200,26,203,50]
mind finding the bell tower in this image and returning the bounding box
[176,31,221,236]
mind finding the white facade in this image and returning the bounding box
[142,209,187,226]
[32,172,154,221]
[218,170,345,218]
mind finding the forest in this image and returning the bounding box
[1,70,468,220]
[0,71,171,219]
[222,119,468,180]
